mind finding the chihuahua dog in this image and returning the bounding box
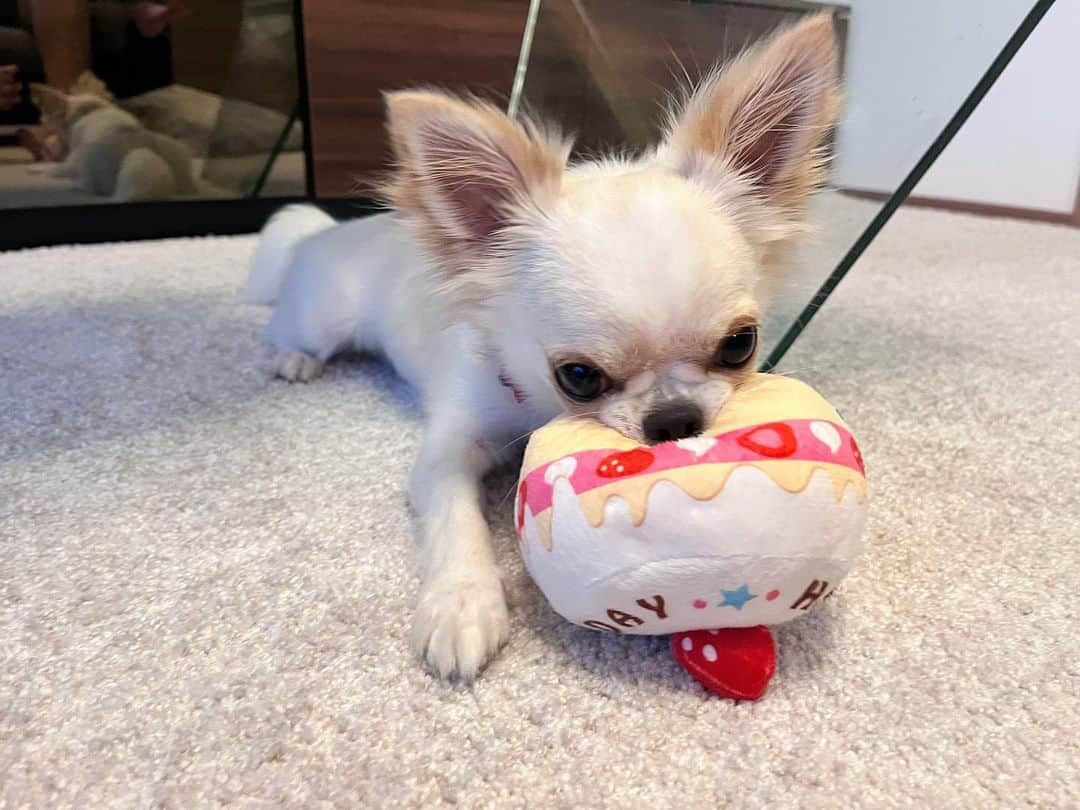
[31,78,200,202]
[241,15,839,680]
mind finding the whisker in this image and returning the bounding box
[767,365,822,379]
[491,429,536,458]
[492,408,608,458]
[491,408,607,507]
[496,480,519,509]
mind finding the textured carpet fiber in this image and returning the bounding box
[1,202,1077,807]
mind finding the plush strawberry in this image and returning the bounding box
[596,448,655,478]
[671,626,777,700]
[736,422,797,458]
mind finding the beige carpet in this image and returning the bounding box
[1,200,1077,807]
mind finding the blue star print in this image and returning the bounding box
[719,584,757,610]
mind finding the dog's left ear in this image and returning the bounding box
[383,90,570,268]
[661,14,840,242]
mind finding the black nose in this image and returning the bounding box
[642,401,704,444]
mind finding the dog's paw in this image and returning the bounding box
[274,350,323,382]
[411,573,510,682]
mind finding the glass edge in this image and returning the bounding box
[508,0,544,119]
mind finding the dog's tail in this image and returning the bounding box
[238,204,336,305]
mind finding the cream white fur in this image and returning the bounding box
[242,15,839,681]
[238,205,337,306]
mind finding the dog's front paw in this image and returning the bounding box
[273,350,323,382]
[411,573,510,682]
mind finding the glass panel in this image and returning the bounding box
[512,0,1042,364]
[202,0,305,198]
[0,0,306,207]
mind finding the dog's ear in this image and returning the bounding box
[70,70,113,101]
[383,89,570,256]
[662,14,840,234]
[30,83,70,120]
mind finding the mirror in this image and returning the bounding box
[512,0,1043,364]
[0,0,306,208]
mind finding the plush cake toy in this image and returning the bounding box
[514,374,868,700]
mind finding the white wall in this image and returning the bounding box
[833,0,1080,214]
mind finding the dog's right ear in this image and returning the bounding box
[382,90,570,272]
[30,83,69,120]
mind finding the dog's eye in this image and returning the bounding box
[554,362,611,401]
[713,325,759,368]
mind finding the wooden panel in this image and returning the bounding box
[842,188,1080,228]
[301,0,845,198]
[171,1,244,96]
[301,1,527,198]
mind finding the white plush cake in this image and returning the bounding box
[514,374,868,635]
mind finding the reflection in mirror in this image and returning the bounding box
[513,0,1039,360]
[0,0,305,207]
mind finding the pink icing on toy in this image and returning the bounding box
[521,418,860,521]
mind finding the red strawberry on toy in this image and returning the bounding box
[596,448,655,478]
[671,626,776,700]
[850,436,865,474]
[737,422,798,458]
[515,479,528,533]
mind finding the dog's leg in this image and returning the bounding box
[273,350,326,383]
[409,412,509,681]
[113,149,176,202]
[266,252,366,383]
[28,155,77,178]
